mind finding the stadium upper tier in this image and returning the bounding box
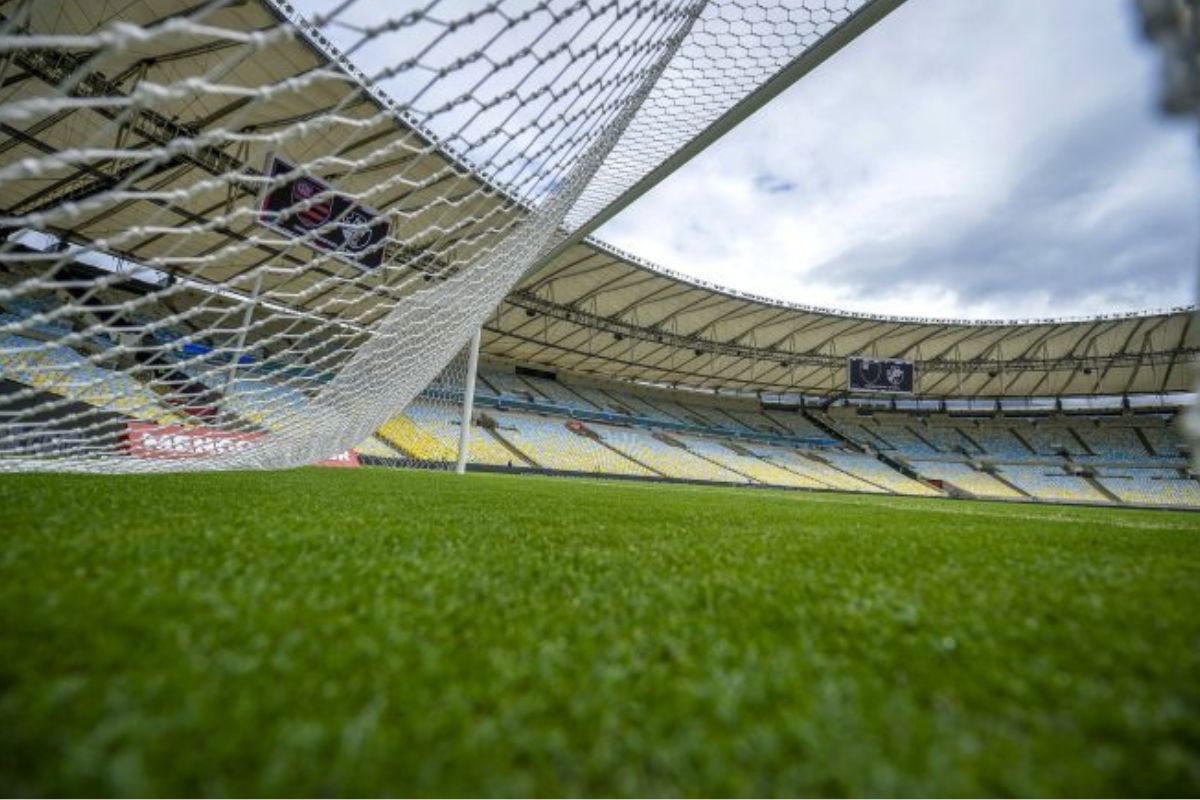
[494,237,1198,398]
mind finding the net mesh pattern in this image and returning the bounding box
[0,0,874,472]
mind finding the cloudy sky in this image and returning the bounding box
[595,0,1199,320]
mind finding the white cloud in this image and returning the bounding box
[596,0,1199,320]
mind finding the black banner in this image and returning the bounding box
[258,156,390,270]
[848,357,915,394]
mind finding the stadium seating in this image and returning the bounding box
[673,403,752,433]
[917,421,973,455]
[519,376,599,410]
[486,411,653,476]
[761,409,828,439]
[0,333,180,424]
[351,435,403,460]
[2,292,75,340]
[446,387,1199,506]
[909,460,1024,499]
[871,422,941,457]
[821,451,942,496]
[563,383,631,415]
[1069,423,1154,462]
[591,387,676,421]
[219,377,307,431]
[1096,467,1200,506]
[378,401,513,466]
[721,408,788,435]
[748,445,884,492]
[961,421,1036,460]
[1018,423,1090,457]
[670,434,814,487]
[476,365,537,401]
[995,465,1110,503]
[815,411,919,454]
[599,426,749,483]
[1139,424,1189,461]
[642,397,715,427]
[4,284,1196,508]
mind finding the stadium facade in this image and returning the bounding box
[0,0,1196,508]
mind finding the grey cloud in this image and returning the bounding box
[803,87,1197,314]
[754,173,798,194]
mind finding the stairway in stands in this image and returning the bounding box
[986,469,1033,499]
[595,438,665,477]
[481,425,536,467]
[802,409,856,448]
[1083,474,1122,504]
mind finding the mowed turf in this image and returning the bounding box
[1,468,1198,797]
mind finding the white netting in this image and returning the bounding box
[0,0,877,472]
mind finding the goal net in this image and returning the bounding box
[0,0,882,472]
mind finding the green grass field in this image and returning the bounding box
[1,468,1198,796]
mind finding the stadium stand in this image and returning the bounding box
[670,434,793,483]
[5,295,1195,506]
[676,403,753,433]
[350,436,404,461]
[1096,467,1200,506]
[858,419,940,457]
[994,465,1112,504]
[597,426,749,483]
[218,378,308,432]
[486,411,653,477]
[5,283,1196,506]
[378,401,514,467]
[521,377,600,411]
[959,420,1036,460]
[605,390,689,425]
[2,235,1195,507]
[1017,422,1091,458]
[744,444,867,491]
[642,397,712,427]
[564,384,634,416]
[919,420,977,455]
[909,460,1025,500]
[477,365,539,403]
[0,0,1192,511]
[1069,422,1151,462]
[761,409,828,440]
[0,333,180,425]
[821,450,942,496]
[1141,422,1189,460]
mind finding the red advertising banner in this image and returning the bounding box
[125,422,263,460]
[258,156,390,271]
[315,449,360,468]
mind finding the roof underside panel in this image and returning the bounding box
[500,240,1197,398]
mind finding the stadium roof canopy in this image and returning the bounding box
[490,238,1198,399]
[3,0,1195,402]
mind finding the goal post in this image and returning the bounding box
[455,328,482,476]
[0,0,899,473]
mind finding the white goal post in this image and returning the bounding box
[0,0,901,472]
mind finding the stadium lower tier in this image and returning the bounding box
[2,326,1197,508]
[369,400,1198,509]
